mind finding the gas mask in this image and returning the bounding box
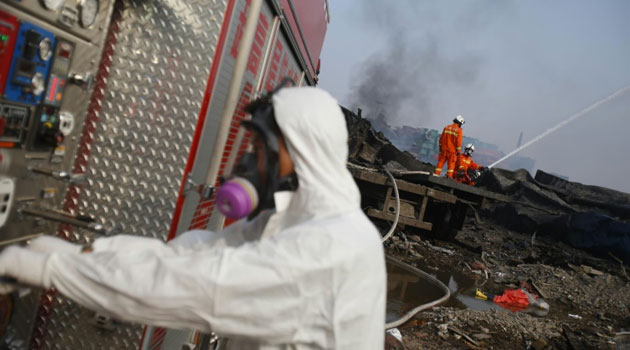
[216,83,298,220]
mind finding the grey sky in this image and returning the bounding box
[318,0,630,194]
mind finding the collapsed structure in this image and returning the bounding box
[344,107,630,265]
[343,107,508,241]
[479,168,630,264]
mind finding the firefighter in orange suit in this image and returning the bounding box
[455,143,485,185]
[434,115,464,178]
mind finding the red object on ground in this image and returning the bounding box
[493,289,530,312]
[470,260,487,271]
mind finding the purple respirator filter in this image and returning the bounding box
[216,177,260,219]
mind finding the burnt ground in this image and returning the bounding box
[383,216,630,350]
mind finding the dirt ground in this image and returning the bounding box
[383,215,630,350]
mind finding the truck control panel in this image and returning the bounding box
[0,0,112,345]
[4,21,55,106]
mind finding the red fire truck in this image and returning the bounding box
[0,0,329,348]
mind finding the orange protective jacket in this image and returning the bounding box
[439,122,463,154]
[456,154,481,173]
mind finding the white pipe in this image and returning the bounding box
[385,256,451,329]
[0,233,44,247]
[255,16,281,94]
[203,0,264,189]
[298,71,305,86]
[381,169,400,243]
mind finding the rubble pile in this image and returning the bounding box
[535,169,630,220]
[386,219,630,350]
[340,107,630,348]
[342,107,433,173]
[477,168,630,264]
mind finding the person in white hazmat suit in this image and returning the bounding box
[0,86,386,349]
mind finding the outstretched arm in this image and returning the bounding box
[470,160,482,171]
[0,229,322,342]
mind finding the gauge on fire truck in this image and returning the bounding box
[79,0,99,28]
[41,0,66,11]
[5,22,55,105]
[44,39,75,106]
[39,37,53,61]
[30,72,46,96]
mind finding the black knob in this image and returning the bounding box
[40,128,64,147]
[24,30,41,59]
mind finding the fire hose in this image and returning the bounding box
[380,170,451,329]
[385,256,451,329]
[381,169,400,243]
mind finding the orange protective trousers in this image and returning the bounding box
[434,151,457,178]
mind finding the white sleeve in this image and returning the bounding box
[92,227,234,253]
[167,213,270,252]
[166,229,230,252]
[91,235,170,253]
[90,231,226,254]
[92,216,256,254]
[28,236,83,254]
[44,231,326,341]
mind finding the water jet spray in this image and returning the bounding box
[489,84,630,168]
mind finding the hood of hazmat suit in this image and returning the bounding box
[6,87,386,350]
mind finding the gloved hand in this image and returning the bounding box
[28,235,83,254]
[0,246,49,294]
[0,276,18,295]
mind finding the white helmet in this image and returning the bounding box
[464,143,475,155]
[454,115,465,125]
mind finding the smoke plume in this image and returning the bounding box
[348,0,498,125]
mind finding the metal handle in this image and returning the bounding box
[30,167,87,185]
[20,207,115,236]
[69,72,94,91]
[0,233,44,247]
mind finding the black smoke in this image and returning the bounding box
[348,0,503,125]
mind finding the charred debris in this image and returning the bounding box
[343,106,630,349]
[342,105,630,265]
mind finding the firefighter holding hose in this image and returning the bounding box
[454,143,486,185]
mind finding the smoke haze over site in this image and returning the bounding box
[318,0,630,194]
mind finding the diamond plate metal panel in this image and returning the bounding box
[30,0,228,349]
[71,0,227,240]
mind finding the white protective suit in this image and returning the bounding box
[0,87,386,349]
